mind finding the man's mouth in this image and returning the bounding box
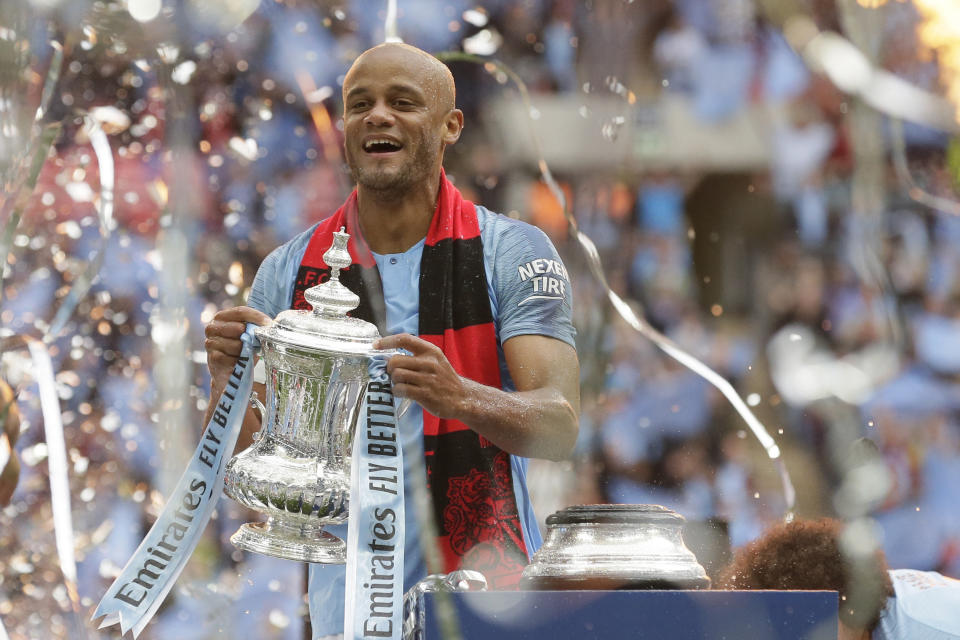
[363,138,403,154]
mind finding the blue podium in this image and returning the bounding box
[421,590,838,640]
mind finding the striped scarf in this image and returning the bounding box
[292,172,528,588]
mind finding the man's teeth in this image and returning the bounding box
[364,139,401,152]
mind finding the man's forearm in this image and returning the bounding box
[454,378,578,461]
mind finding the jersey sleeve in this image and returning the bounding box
[488,215,576,348]
[246,223,317,317]
[247,246,290,317]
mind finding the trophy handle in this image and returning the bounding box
[249,391,267,442]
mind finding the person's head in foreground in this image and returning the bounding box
[718,518,893,640]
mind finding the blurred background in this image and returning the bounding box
[2,0,960,638]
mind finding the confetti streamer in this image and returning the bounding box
[384,0,402,43]
[437,50,797,515]
[44,114,115,342]
[26,338,88,639]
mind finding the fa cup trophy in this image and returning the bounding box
[223,228,391,564]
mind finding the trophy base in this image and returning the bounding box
[231,519,346,564]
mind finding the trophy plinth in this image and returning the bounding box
[520,504,710,590]
[231,518,346,563]
[224,227,387,564]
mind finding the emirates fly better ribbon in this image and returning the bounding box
[344,355,405,640]
[92,325,259,638]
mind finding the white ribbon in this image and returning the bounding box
[344,355,405,640]
[92,324,259,638]
[26,340,84,633]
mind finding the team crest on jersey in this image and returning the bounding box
[516,258,568,306]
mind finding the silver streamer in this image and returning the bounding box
[26,338,88,639]
[44,114,115,342]
[438,51,797,515]
[0,37,63,310]
[384,0,402,43]
[782,15,959,134]
[890,118,960,216]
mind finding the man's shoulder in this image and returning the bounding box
[476,205,551,244]
[880,570,960,639]
[257,222,322,278]
[266,222,322,264]
[475,205,564,267]
[250,223,322,315]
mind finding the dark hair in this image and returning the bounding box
[717,518,894,631]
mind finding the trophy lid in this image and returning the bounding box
[546,504,685,526]
[257,227,381,354]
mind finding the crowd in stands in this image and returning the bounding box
[2,0,959,638]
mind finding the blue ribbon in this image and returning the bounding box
[93,325,260,638]
[344,354,405,639]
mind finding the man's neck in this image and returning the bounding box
[357,173,440,254]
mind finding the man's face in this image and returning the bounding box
[342,49,452,195]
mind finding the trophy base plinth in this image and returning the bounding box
[231,519,346,564]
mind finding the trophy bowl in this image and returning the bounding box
[520,504,710,590]
[223,228,387,563]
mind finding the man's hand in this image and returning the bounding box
[0,379,22,506]
[376,334,466,420]
[204,306,272,392]
[204,306,272,452]
[376,333,580,461]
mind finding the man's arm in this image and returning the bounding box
[377,333,580,461]
[203,305,273,452]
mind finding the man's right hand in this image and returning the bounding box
[204,306,272,392]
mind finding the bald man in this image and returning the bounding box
[205,43,579,638]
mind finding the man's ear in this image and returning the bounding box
[442,109,464,145]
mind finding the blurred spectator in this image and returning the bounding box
[4,2,960,639]
[719,518,960,640]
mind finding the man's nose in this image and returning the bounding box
[364,100,394,126]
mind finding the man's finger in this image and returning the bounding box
[212,306,273,325]
[376,333,436,354]
[205,337,245,358]
[205,320,248,340]
[384,354,431,375]
[387,367,431,387]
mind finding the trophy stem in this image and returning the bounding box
[231,516,347,564]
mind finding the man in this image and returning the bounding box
[204,42,580,637]
[718,518,960,640]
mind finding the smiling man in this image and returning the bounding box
[204,42,580,639]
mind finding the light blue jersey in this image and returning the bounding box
[875,570,960,640]
[248,205,576,637]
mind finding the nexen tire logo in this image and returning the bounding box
[517,258,567,306]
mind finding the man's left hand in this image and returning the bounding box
[375,333,467,420]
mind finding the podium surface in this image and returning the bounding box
[422,590,838,640]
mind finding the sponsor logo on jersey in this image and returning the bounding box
[517,258,568,306]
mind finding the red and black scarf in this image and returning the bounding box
[291,172,529,588]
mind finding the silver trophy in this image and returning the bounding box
[520,504,710,590]
[224,227,392,563]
